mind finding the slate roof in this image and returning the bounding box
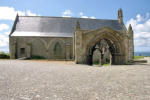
[11,16,125,37]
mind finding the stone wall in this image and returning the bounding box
[9,36,73,60]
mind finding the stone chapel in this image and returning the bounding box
[9,8,134,65]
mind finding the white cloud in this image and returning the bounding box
[0,7,25,20]
[136,14,143,22]
[79,12,96,19]
[0,30,10,51]
[4,31,10,35]
[79,12,88,18]
[62,10,96,19]
[62,9,72,17]
[26,10,40,16]
[0,24,9,31]
[126,13,150,47]
[0,24,9,49]
[90,16,96,19]
[81,16,88,18]
[0,33,9,47]
[0,7,39,20]
[62,15,72,17]
[79,12,83,16]
[0,23,9,51]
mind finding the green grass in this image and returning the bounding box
[134,56,144,60]
[0,52,10,59]
[93,61,110,66]
[103,63,110,66]
[30,55,46,59]
[93,61,99,65]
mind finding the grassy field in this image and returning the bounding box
[103,63,110,66]
[134,56,144,60]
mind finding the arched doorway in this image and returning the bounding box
[54,42,62,57]
[74,27,127,65]
[49,38,66,59]
[86,38,120,65]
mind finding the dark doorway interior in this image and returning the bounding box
[87,39,118,65]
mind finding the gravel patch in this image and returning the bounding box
[0,59,150,100]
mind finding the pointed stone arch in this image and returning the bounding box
[49,38,65,59]
[54,42,62,57]
[85,28,126,65]
[31,38,47,58]
[74,27,128,65]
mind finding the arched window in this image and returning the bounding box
[54,42,62,57]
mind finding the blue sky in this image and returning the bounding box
[0,0,150,52]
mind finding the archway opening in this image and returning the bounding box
[87,39,119,65]
[54,42,62,57]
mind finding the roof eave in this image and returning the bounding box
[9,14,19,37]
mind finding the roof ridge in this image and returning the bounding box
[18,15,118,21]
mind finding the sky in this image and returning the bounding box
[0,0,150,52]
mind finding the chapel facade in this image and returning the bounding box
[9,8,134,65]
